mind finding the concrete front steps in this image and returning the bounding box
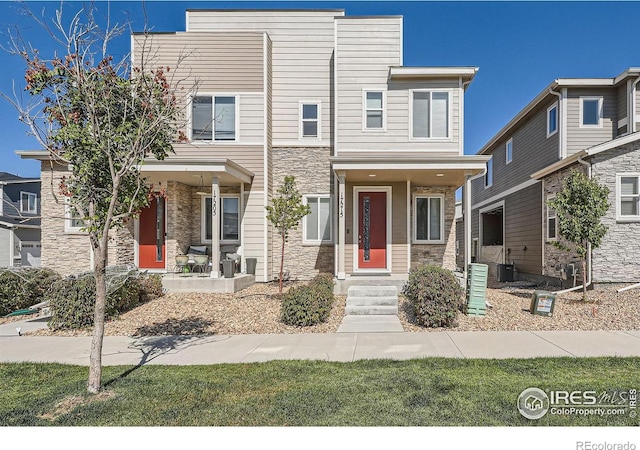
[337,285,403,333]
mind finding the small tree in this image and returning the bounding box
[547,170,609,300]
[266,175,310,293]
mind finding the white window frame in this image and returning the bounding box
[302,194,333,245]
[485,156,493,188]
[546,195,558,241]
[64,200,85,233]
[505,138,513,165]
[299,101,321,140]
[412,194,445,244]
[547,103,558,137]
[409,89,452,141]
[20,191,37,214]
[201,194,241,243]
[616,173,640,222]
[188,93,239,143]
[580,96,603,128]
[362,89,386,131]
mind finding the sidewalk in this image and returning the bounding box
[1,316,639,365]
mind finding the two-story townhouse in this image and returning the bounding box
[20,9,488,289]
[0,172,41,267]
[466,68,640,285]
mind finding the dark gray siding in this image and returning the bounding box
[504,182,542,275]
[472,98,559,205]
[617,83,628,130]
[2,182,40,218]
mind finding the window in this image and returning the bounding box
[364,91,384,130]
[191,95,237,141]
[546,196,557,241]
[20,192,37,213]
[617,174,640,221]
[414,195,444,243]
[485,157,493,188]
[581,97,603,127]
[547,103,558,137]
[300,103,319,138]
[412,90,449,139]
[303,195,332,243]
[65,201,85,233]
[505,139,513,164]
[202,195,240,242]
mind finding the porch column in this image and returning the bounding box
[210,176,221,278]
[337,171,346,280]
[464,174,472,284]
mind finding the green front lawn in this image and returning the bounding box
[1,358,638,426]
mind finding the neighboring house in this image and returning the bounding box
[19,9,488,285]
[465,68,640,284]
[0,172,41,267]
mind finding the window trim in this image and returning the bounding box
[412,194,445,245]
[188,93,239,143]
[20,191,37,214]
[302,194,333,245]
[362,89,386,131]
[64,200,85,233]
[546,195,558,241]
[484,156,493,188]
[299,101,321,140]
[409,89,452,141]
[505,138,513,165]
[580,96,603,128]
[201,194,241,244]
[616,173,640,222]
[547,103,558,137]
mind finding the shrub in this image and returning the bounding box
[138,273,164,303]
[402,265,465,328]
[0,268,61,316]
[47,271,142,330]
[280,274,335,327]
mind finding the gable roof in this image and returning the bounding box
[0,172,39,184]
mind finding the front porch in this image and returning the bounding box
[162,273,255,293]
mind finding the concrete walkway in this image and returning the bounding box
[1,315,639,366]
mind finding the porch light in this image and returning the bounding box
[196,174,208,195]
[368,174,377,177]
[436,173,445,177]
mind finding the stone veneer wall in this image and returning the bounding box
[166,181,193,269]
[410,186,457,271]
[542,164,586,280]
[590,141,640,283]
[271,147,334,280]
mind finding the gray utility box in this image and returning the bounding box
[466,263,489,316]
[497,264,514,282]
[530,291,556,317]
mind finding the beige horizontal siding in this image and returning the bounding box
[566,88,616,156]
[243,190,268,282]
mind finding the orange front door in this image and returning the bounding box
[358,191,387,270]
[138,196,166,269]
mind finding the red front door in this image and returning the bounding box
[139,196,166,269]
[358,191,387,270]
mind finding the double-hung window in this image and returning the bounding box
[505,139,513,164]
[413,195,444,243]
[547,103,558,137]
[300,103,320,138]
[202,195,240,242]
[546,195,557,241]
[303,195,332,244]
[20,192,37,214]
[364,91,384,130]
[412,90,450,139]
[580,97,603,128]
[617,174,640,221]
[192,95,237,141]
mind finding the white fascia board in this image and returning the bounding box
[389,66,478,82]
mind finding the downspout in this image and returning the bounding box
[555,156,592,294]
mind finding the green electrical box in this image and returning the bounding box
[466,263,488,316]
[530,291,556,317]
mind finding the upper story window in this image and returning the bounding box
[20,192,37,214]
[580,96,603,128]
[411,90,450,139]
[505,138,513,165]
[485,156,493,188]
[364,90,384,130]
[202,195,240,243]
[413,195,444,244]
[547,103,558,137]
[191,95,237,141]
[300,102,320,139]
[617,174,640,221]
[303,195,332,244]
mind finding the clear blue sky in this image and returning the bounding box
[1,0,639,179]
